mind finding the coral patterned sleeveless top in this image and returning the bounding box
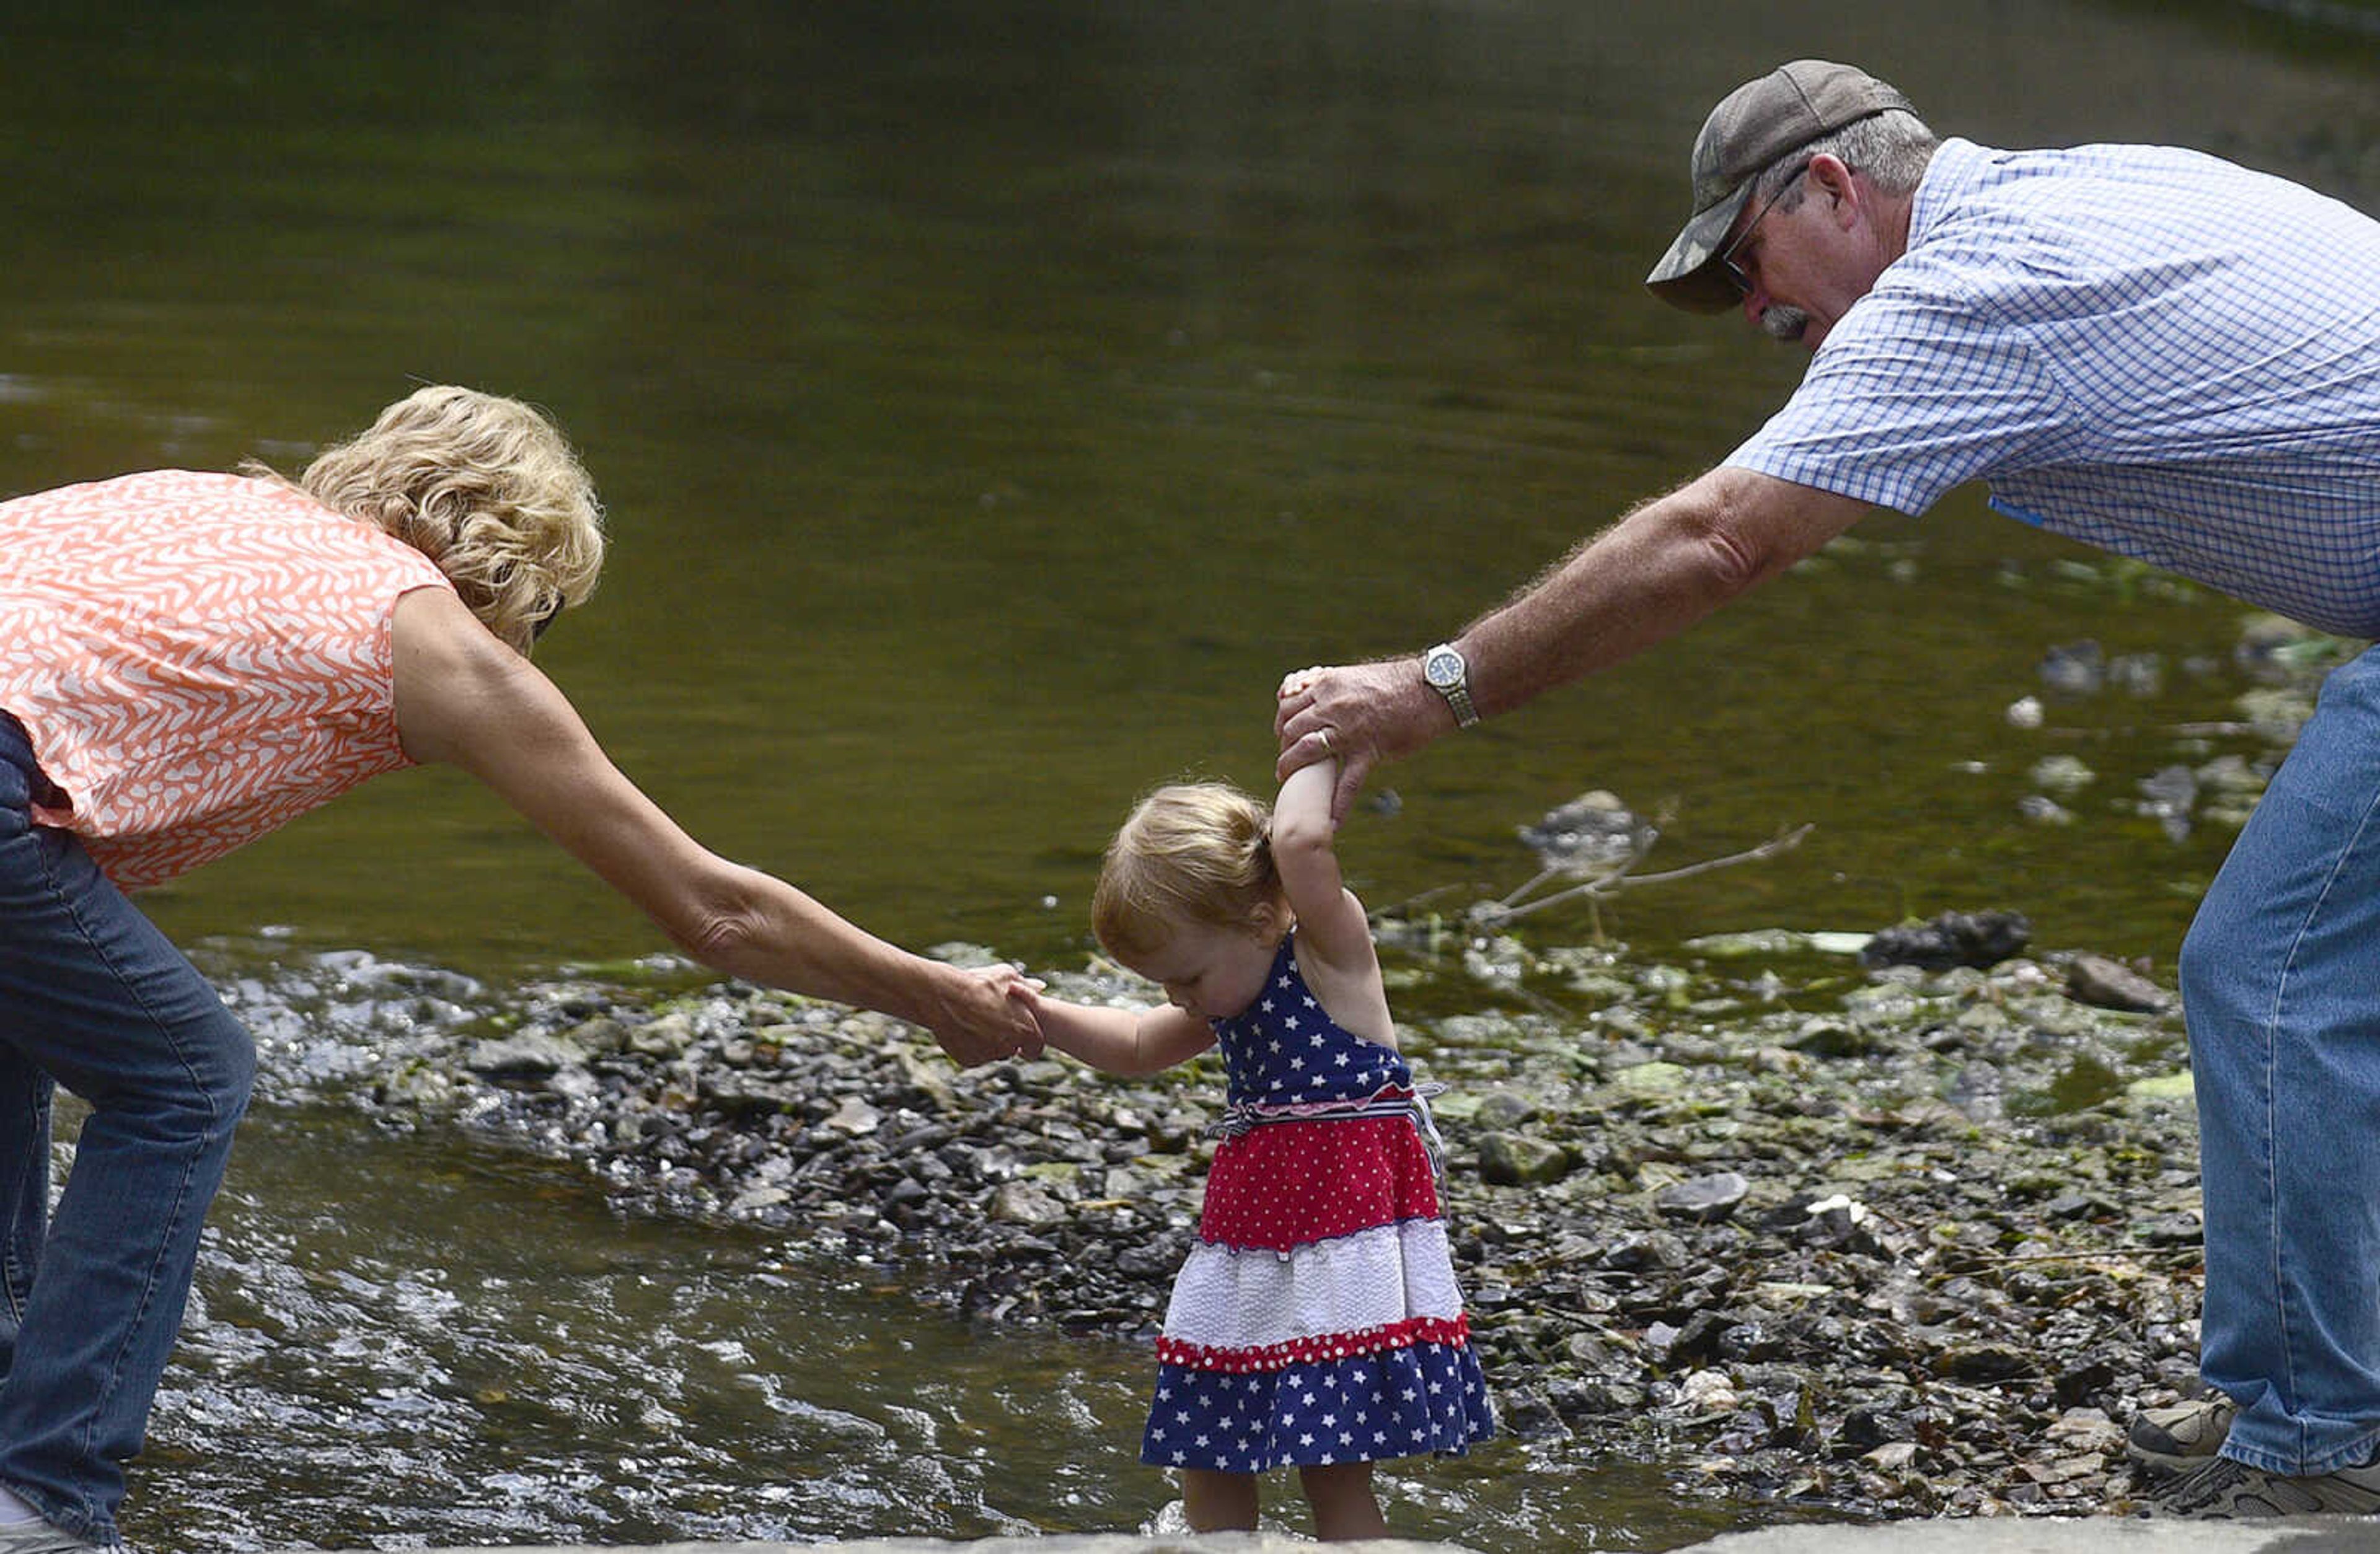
[0,470,456,888]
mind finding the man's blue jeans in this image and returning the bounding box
[0,714,254,1545]
[2184,641,2380,1477]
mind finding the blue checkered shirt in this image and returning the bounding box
[1727,137,2380,636]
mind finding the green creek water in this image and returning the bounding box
[4,2,2377,1547]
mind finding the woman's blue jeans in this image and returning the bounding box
[2184,641,2380,1477]
[0,714,254,1545]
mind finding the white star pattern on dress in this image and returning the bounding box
[1134,933,1493,1475]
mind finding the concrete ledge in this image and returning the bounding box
[387,1541,1456,1554]
[1688,1517,2376,1551]
[376,1517,2380,1554]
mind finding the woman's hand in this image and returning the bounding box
[922,962,1045,1068]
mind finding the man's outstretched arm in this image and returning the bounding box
[1274,467,1871,822]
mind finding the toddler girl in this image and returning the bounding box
[1023,760,1494,1540]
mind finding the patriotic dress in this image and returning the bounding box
[1140,932,1494,1473]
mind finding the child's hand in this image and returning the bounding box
[1277,665,1325,701]
[929,962,1045,1066]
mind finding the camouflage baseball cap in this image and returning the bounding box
[1645,59,1914,314]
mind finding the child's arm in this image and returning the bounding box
[1271,758,1372,964]
[1023,988,1216,1078]
[1271,758,1397,1043]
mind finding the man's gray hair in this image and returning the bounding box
[1761,108,1939,208]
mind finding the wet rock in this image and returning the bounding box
[1472,1089,1542,1129]
[1862,1439,1923,1472]
[1664,1309,1735,1362]
[1786,1194,1879,1254]
[1518,791,1654,873]
[1945,1062,2005,1123]
[989,1179,1070,1227]
[558,1015,632,1055]
[1937,1343,2035,1383]
[2108,652,2165,697]
[2138,1212,2203,1247]
[461,1032,580,1078]
[1549,1376,1642,1420]
[2066,954,2174,1014]
[2052,1359,2119,1410]
[1497,1387,1567,1440]
[1859,910,2031,971]
[2028,755,2096,797]
[1681,928,1814,959]
[1839,1402,1910,1449]
[2136,765,2199,842]
[1785,1017,1882,1058]
[1613,1060,1687,1092]
[2017,794,2076,827]
[2237,686,2314,744]
[1477,1131,1572,1186]
[1654,1172,1750,1224]
[1602,1231,1690,1272]
[825,1097,884,1135]
[627,1011,697,1058]
[1680,1369,1740,1412]
[2038,640,2105,695]
[2195,752,2267,798]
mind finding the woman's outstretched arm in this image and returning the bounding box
[389,586,1039,1066]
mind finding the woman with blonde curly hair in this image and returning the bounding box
[273,382,609,653]
[0,385,1039,1553]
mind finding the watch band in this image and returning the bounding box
[1425,643,1481,729]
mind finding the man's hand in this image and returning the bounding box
[924,962,1044,1067]
[1274,657,1451,826]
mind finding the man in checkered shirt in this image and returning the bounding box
[1272,59,2380,1519]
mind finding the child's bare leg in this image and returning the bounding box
[1181,1467,1258,1532]
[1299,1460,1386,1541]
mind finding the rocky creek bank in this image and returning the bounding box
[220,911,2211,1530]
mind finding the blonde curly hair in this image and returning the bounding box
[1091,781,1284,960]
[252,385,605,654]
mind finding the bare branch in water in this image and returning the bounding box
[1471,823,1814,925]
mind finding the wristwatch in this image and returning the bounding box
[1422,642,1480,729]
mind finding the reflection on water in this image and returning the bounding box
[5,0,2365,986]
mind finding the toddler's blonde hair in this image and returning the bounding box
[255,385,605,654]
[1091,781,1283,960]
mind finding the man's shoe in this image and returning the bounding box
[2145,1452,2380,1517]
[2127,1395,2236,1476]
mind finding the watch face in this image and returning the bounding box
[1426,648,1463,688]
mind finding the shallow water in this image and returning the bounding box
[126,939,1765,1551]
[145,1087,1750,1552]
[4,1,2377,1547]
